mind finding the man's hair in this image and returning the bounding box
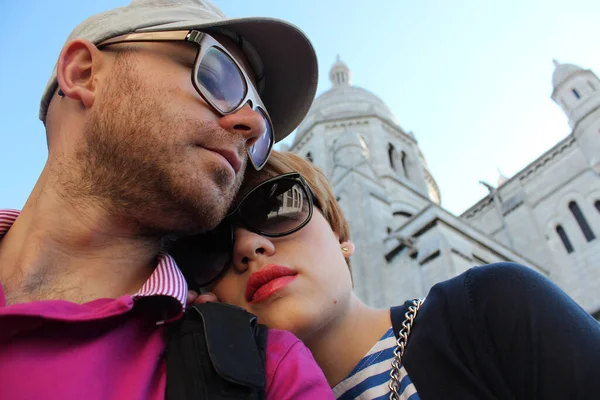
[240,151,352,269]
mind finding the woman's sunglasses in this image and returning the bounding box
[166,172,316,291]
[99,30,274,170]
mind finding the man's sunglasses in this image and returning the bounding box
[167,172,316,291]
[99,30,273,170]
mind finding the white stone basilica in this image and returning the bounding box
[285,57,600,319]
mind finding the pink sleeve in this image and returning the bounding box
[265,329,335,400]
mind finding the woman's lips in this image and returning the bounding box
[246,265,297,303]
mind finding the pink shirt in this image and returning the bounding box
[0,209,333,400]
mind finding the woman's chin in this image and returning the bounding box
[255,307,321,340]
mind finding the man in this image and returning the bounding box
[0,0,319,398]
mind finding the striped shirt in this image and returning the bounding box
[333,327,420,400]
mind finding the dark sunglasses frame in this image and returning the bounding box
[98,30,274,170]
[226,172,316,237]
[167,172,316,290]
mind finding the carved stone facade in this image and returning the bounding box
[288,58,600,319]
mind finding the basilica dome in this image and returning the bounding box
[293,56,400,146]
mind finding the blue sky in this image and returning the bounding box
[2,0,600,215]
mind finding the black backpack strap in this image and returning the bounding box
[166,302,267,400]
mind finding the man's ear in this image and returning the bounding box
[55,39,103,109]
[340,240,355,257]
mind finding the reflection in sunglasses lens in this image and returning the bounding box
[197,47,246,112]
[241,180,309,235]
[249,109,273,168]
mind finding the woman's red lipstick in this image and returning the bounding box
[246,265,297,303]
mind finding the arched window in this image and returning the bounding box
[569,201,596,242]
[573,88,581,99]
[595,200,600,213]
[393,211,413,218]
[388,143,396,171]
[556,225,574,253]
[401,151,409,178]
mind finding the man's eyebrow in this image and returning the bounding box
[167,42,197,60]
[170,50,196,66]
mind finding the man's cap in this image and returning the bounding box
[39,0,318,143]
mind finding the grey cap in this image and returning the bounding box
[39,0,318,142]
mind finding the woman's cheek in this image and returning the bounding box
[211,275,244,306]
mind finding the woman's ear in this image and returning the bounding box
[340,240,355,257]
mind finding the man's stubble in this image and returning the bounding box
[62,53,244,237]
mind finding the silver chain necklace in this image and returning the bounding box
[388,298,424,400]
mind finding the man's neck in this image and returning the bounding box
[303,297,392,387]
[0,172,161,305]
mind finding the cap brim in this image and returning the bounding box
[138,17,318,143]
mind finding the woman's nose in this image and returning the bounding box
[231,227,275,273]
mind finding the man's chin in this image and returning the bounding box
[186,189,234,232]
[155,164,240,234]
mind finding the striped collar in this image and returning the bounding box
[0,209,188,313]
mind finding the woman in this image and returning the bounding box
[184,151,600,399]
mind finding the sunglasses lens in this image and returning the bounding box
[197,47,246,112]
[239,178,310,236]
[167,222,233,290]
[197,47,274,170]
[248,108,273,170]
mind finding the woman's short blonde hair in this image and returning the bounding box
[240,151,351,260]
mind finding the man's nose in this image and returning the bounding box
[219,103,267,145]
